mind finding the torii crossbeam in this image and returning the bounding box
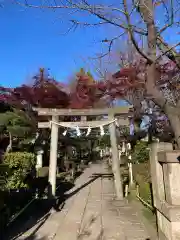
[33,106,133,200]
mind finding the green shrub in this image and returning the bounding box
[136,174,152,205]
[132,141,149,163]
[57,172,69,181]
[3,152,36,190]
[0,164,9,191]
[133,162,153,205]
[133,162,151,182]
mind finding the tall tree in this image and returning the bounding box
[0,68,70,111]
[111,54,179,142]
[68,68,111,108]
[0,109,35,153]
[15,0,180,145]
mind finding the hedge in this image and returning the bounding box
[3,152,36,190]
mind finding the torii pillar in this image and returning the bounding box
[48,115,59,198]
[109,115,124,200]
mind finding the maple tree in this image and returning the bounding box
[66,59,177,143]
[69,68,111,109]
[109,54,178,141]
[0,68,71,153]
[14,0,180,146]
[0,62,178,147]
[0,68,70,111]
[0,68,110,111]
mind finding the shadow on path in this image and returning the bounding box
[3,173,111,240]
[2,181,74,240]
[22,213,51,240]
[58,173,113,206]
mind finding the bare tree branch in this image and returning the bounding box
[15,0,147,36]
[69,19,108,27]
[123,0,153,63]
[156,42,180,62]
[157,37,180,68]
[159,0,174,34]
[15,0,179,68]
[89,32,126,60]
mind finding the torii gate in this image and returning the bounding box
[33,106,133,200]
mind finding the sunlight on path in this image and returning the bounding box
[18,163,151,240]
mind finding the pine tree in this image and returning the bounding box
[0,109,35,153]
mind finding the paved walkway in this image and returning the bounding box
[18,163,151,240]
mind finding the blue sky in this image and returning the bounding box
[0,1,179,88]
[0,2,110,87]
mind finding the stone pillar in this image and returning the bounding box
[100,149,103,158]
[150,143,180,240]
[158,151,180,205]
[109,118,123,200]
[48,115,59,198]
[118,146,121,163]
[128,162,133,186]
[149,142,172,206]
[36,150,43,170]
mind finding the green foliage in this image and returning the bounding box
[136,174,152,204]
[0,164,9,190]
[56,171,68,180]
[3,152,36,189]
[98,134,111,147]
[132,141,149,163]
[0,110,33,138]
[133,162,151,182]
[120,126,130,138]
[133,162,152,205]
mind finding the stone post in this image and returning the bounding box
[109,117,123,200]
[48,115,59,198]
[158,151,180,205]
[128,162,133,186]
[36,150,43,170]
[118,145,121,163]
[100,149,103,158]
[149,143,173,206]
[149,142,180,240]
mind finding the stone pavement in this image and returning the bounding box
[18,162,152,240]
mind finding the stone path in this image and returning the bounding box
[17,163,152,240]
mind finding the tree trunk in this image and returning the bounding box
[165,107,180,148]
[138,0,180,149]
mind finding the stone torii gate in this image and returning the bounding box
[34,106,133,200]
